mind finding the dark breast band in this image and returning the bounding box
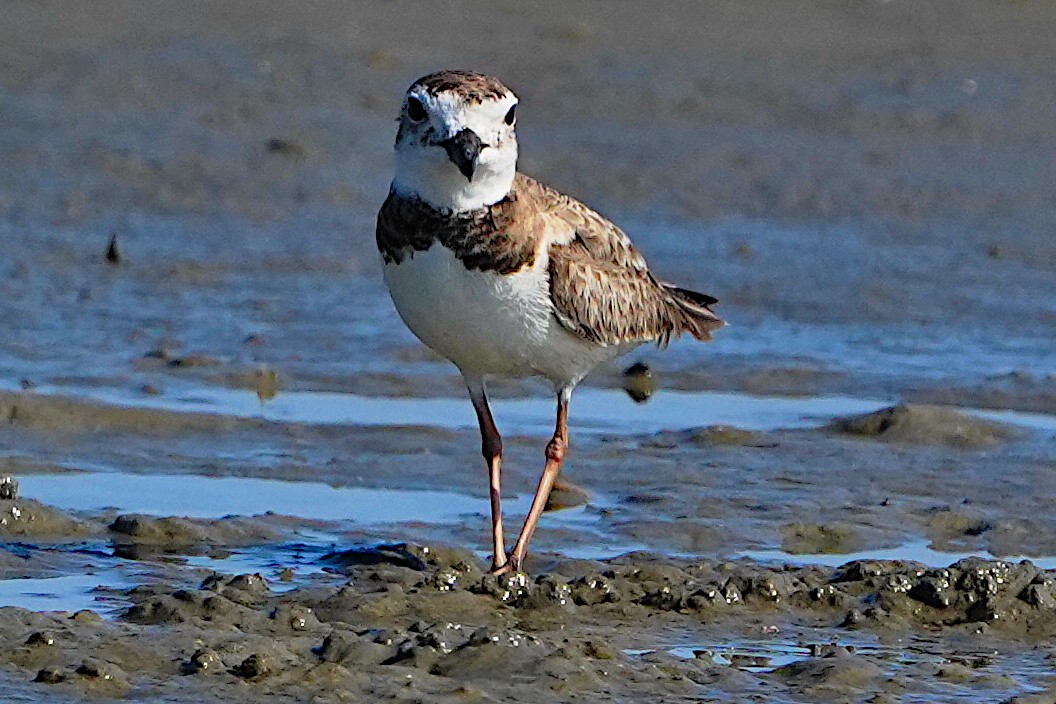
[376,188,538,275]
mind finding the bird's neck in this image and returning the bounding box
[392,148,516,213]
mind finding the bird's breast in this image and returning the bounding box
[382,243,555,375]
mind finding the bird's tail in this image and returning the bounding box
[664,285,725,342]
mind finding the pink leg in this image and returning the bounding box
[468,381,506,571]
[496,392,569,574]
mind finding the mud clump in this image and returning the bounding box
[0,498,88,539]
[0,390,260,434]
[645,425,765,449]
[691,425,765,446]
[322,543,482,575]
[545,477,590,511]
[832,404,1019,448]
[104,233,122,265]
[622,362,655,403]
[772,647,884,696]
[922,507,993,547]
[182,647,224,675]
[124,573,271,625]
[109,514,278,553]
[34,666,65,684]
[230,652,279,680]
[0,475,18,500]
[781,523,863,555]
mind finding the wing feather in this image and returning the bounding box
[514,175,723,347]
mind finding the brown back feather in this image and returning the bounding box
[523,175,723,347]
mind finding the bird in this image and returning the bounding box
[377,70,723,574]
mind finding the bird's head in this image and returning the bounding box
[392,70,519,212]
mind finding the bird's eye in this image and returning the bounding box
[407,97,427,122]
[504,104,517,125]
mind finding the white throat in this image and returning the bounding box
[392,145,516,212]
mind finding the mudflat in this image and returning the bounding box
[0,1,1055,701]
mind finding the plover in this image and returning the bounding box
[377,70,723,573]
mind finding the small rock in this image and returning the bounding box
[0,476,17,500]
[1022,582,1056,609]
[270,604,320,632]
[909,574,953,608]
[582,640,615,660]
[747,573,797,602]
[182,648,224,675]
[25,631,55,646]
[937,662,974,682]
[782,523,862,555]
[317,630,394,665]
[254,367,279,402]
[105,233,122,265]
[691,425,764,446]
[317,630,357,662]
[265,138,307,158]
[569,574,619,606]
[323,543,481,574]
[34,667,64,684]
[230,652,278,680]
[70,610,103,625]
[841,609,864,627]
[545,477,589,511]
[76,658,123,681]
[142,347,172,362]
[730,654,771,669]
[622,362,655,403]
[199,573,270,606]
[167,354,221,368]
[832,404,1018,448]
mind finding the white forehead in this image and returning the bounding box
[408,88,518,138]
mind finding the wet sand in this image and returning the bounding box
[1,0,1055,701]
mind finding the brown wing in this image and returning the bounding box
[517,175,724,347]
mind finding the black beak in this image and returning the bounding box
[440,129,483,181]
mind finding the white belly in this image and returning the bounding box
[383,244,625,387]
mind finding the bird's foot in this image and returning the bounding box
[488,553,521,576]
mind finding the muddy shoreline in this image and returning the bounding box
[0,387,1053,699]
[4,531,1056,702]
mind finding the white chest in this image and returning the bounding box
[383,243,632,387]
[383,244,556,376]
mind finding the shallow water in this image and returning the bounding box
[742,540,1056,571]
[0,539,344,614]
[13,382,1056,436]
[19,472,523,523]
[636,631,1050,702]
[655,633,946,672]
[0,573,133,614]
[0,472,627,613]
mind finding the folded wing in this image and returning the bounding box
[524,176,723,347]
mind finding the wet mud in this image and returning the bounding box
[0,388,1053,700]
[4,538,1056,702]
